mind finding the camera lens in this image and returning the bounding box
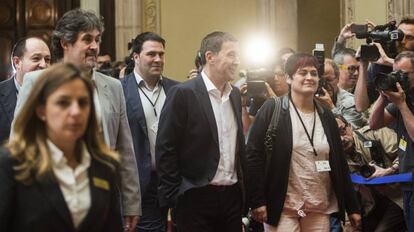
[374,74,397,91]
[360,164,375,178]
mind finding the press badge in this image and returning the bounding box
[363,141,373,148]
[399,137,407,151]
[315,160,331,172]
[93,177,110,191]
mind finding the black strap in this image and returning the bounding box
[264,97,282,174]
[289,96,318,156]
[138,82,163,117]
[354,130,368,142]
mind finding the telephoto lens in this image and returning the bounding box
[360,164,375,178]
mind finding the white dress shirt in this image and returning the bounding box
[48,140,91,228]
[134,71,166,169]
[201,71,238,185]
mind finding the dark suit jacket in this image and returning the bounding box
[156,75,247,207]
[121,73,179,194]
[0,78,17,145]
[0,147,122,232]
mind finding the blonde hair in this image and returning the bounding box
[7,63,119,184]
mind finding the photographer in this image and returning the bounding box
[335,115,404,231]
[317,59,367,128]
[369,51,414,231]
[355,17,414,112]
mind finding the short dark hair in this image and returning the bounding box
[128,32,165,54]
[395,51,414,68]
[399,16,414,26]
[285,53,319,78]
[51,8,104,60]
[198,31,237,65]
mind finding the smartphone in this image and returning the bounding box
[351,24,368,39]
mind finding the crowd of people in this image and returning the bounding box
[1,7,414,232]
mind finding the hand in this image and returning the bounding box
[251,206,267,223]
[315,88,335,109]
[366,162,394,179]
[187,69,199,79]
[240,83,249,107]
[382,82,406,108]
[366,19,376,31]
[338,23,354,43]
[123,215,140,232]
[265,82,276,98]
[348,213,362,231]
[373,42,394,66]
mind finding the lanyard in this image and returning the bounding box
[138,82,162,118]
[290,96,318,156]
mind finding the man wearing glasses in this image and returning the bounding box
[316,59,366,128]
[369,51,414,232]
[333,48,360,93]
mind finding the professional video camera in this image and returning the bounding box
[374,70,410,93]
[354,21,404,61]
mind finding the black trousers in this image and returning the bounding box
[176,183,243,232]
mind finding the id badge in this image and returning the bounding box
[315,160,331,172]
[363,141,372,148]
[399,137,407,151]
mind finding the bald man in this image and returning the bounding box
[0,37,50,144]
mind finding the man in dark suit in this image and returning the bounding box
[156,31,247,232]
[0,37,50,144]
[122,32,179,231]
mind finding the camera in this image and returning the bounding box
[241,68,275,116]
[356,21,404,61]
[374,70,410,93]
[245,68,275,97]
[312,44,325,96]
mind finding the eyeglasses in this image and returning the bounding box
[338,64,360,74]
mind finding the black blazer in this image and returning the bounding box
[121,73,179,195]
[0,78,17,145]
[156,75,247,207]
[0,147,122,232]
[246,95,360,226]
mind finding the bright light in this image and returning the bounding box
[243,36,275,68]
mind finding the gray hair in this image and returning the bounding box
[51,8,104,60]
[333,48,356,65]
[325,58,340,79]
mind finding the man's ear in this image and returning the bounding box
[12,56,21,71]
[36,105,46,121]
[205,51,215,64]
[60,39,69,51]
[132,52,140,64]
[286,76,292,85]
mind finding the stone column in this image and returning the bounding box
[115,0,142,61]
[257,0,298,51]
[387,0,414,22]
[141,0,161,33]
